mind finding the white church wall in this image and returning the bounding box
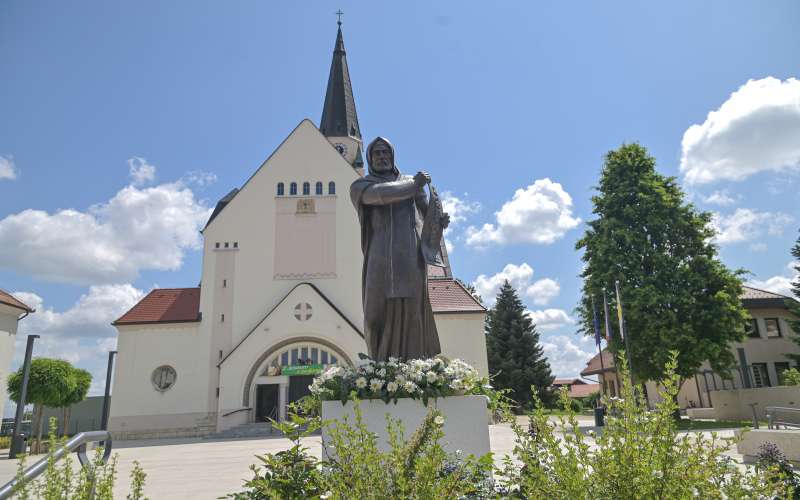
[435,313,489,377]
[0,304,22,421]
[109,322,216,439]
[216,283,366,431]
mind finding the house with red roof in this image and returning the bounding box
[109,24,487,440]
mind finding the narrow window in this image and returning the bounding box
[220,313,225,322]
[751,363,771,387]
[321,351,329,364]
[215,242,220,249]
[315,182,323,195]
[224,242,229,248]
[290,182,297,195]
[302,182,310,195]
[746,319,760,338]
[218,349,223,359]
[328,181,336,195]
[233,242,238,248]
[222,279,227,288]
[281,352,289,366]
[277,182,284,196]
[765,318,782,338]
[216,387,220,398]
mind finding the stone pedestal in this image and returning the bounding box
[321,395,491,458]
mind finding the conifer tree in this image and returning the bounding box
[785,230,800,364]
[485,281,554,407]
[576,143,748,384]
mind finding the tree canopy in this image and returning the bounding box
[575,143,748,382]
[486,281,554,407]
[786,230,800,364]
[7,358,77,409]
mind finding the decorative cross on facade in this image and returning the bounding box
[336,9,344,26]
[294,302,313,321]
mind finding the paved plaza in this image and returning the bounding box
[0,417,747,499]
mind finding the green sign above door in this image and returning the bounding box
[281,364,324,376]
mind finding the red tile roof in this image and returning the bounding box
[741,285,790,300]
[568,383,600,398]
[114,288,201,325]
[552,378,581,386]
[0,289,33,313]
[580,350,615,377]
[428,278,486,314]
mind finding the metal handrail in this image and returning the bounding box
[0,430,112,500]
[766,406,800,430]
[222,407,252,418]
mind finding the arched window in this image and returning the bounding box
[315,182,323,195]
[277,182,284,196]
[302,182,310,195]
[328,181,336,195]
[290,182,297,195]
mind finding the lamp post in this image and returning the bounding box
[100,351,117,432]
[9,334,39,459]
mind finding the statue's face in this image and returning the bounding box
[370,142,393,173]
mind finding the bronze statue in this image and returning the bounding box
[350,137,450,361]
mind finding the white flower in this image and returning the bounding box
[355,377,368,389]
[394,375,406,385]
[434,415,445,425]
[425,371,438,383]
[370,378,384,392]
[321,492,332,499]
[450,379,464,391]
[387,381,398,393]
[362,364,374,374]
[376,368,387,377]
[404,381,417,393]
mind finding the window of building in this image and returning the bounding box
[765,318,782,338]
[328,181,336,195]
[277,182,284,196]
[290,182,297,195]
[746,319,760,338]
[751,363,771,388]
[215,242,220,249]
[224,242,229,248]
[151,365,177,392]
[233,242,238,248]
[303,182,310,195]
[315,182,323,195]
[222,279,227,288]
[776,362,792,385]
[221,313,225,322]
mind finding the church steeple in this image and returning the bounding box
[320,17,363,169]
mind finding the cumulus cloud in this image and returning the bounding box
[747,261,799,298]
[703,190,737,206]
[526,309,575,331]
[128,157,156,186]
[0,155,18,180]
[472,263,560,306]
[711,208,793,244]
[681,77,800,185]
[439,191,480,253]
[466,178,580,247]
[541,334,596,377]
[0,175,211,284]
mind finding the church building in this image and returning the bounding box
[109,24,488,440]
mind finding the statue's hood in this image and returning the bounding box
[366,136,399,180]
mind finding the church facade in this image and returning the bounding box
[109,25,487,440]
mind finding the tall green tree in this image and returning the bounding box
[575,143,748,385]
[7,358,76,452]
[60,368,92,437]
[486,281,554,407]
[785,230,800,364]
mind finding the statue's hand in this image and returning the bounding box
[414,171,431,188]
[441,213,450,229]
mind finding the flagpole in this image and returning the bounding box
[615,280,634,386]
[591,296,606,397]
[602,288,620,397]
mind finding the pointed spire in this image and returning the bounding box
[320,19,361,140]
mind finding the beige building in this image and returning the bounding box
[109,24,488,440]
[0,289,34,420]
[581,286,799,410]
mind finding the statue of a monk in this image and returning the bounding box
[350,137,450,361]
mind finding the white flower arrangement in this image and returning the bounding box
[309,355,483,405]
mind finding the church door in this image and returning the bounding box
[288,375,314,404]
[255,384,279,423]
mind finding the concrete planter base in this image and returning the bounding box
[736,428,800,465]
[321,395,490,458]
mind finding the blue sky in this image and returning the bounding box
[1,1,799,410]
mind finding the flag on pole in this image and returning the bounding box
[591,296,602,347]
[615,280,625,341]
[602,288,612,341]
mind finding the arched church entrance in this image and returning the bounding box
[244,337,352,422]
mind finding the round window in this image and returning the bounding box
[151,365,177,392]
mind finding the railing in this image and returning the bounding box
[222,407,252,418]
[0,430,112,500]
[767,406,800,430]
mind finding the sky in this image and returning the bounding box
[1,1,799,413]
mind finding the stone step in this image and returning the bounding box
[204,422,278,439]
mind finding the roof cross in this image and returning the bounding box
[336,9,344,26]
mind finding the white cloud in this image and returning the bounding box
[466,178,580,247]
[541,335,596,378]
[0,172,211,284]
[681,77,800,185]
[703,190,736,206]
[13,284,143,338]
[128,157,156,186]
[439,191,480,254]
[0,155,18,180]
[747,261,799,298]
[182,171,218,187]
[711,208,793,244]
[526,309,575,331]
[472,263,562,307]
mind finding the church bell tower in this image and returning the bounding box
[320,17,365,172]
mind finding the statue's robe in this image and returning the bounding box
[350,169,441,362]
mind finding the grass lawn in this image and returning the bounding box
[676,419,764,430]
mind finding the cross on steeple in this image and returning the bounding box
[336,9,344,26]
